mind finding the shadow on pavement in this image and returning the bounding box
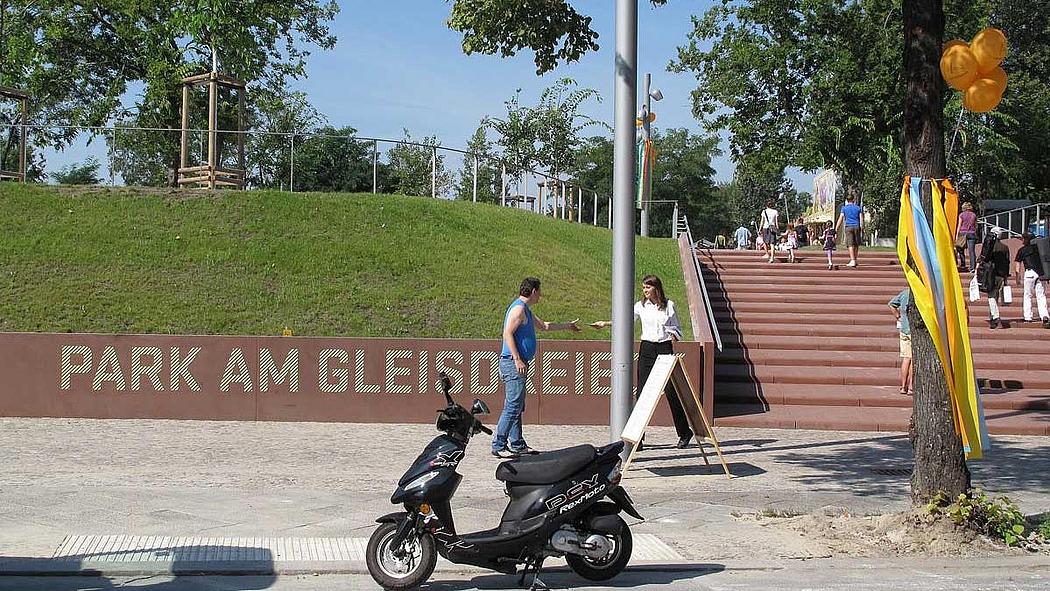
[772,435,1050,499]
[419,563,726,590]
[0,545,276,590]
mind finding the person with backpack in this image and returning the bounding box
[1014,232,1050,328]
[978,231,1012,329]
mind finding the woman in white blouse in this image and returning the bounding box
[591,275,692,450]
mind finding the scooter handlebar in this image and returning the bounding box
[476,421,492,435]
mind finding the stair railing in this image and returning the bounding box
[977,203,1045,239]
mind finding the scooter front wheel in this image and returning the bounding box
[566,517,633,581]
[366,522,437,590]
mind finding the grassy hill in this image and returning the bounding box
[0,184,692,340]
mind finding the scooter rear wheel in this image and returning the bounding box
[565,517,633,581]
[366,522,436,590]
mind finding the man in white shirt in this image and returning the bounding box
[759,201,780,263]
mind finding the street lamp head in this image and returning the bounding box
[650,89,664,102]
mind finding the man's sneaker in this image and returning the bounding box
[509,445,540,455]
[1043,317,1050,329]
[989,317,1000,329]
[847,260,857,267]
[491,448,519,459]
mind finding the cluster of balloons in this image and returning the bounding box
[939,28,1008,113]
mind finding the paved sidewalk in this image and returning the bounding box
[0,418,1047,576]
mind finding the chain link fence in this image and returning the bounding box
[1,123,615,228]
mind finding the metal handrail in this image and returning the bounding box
[678,212,722,351]
[977,203,1044,239]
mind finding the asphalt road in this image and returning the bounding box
[0,559,1047,591]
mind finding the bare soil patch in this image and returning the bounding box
[756,510,1038,557]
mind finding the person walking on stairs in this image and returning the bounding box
[835,195,864,267]
[821,221,838,270]
[978,232,1012,329]
[734,224,752,250]
[591,274,693,450]
[1014,232,1050,328]
[785,223,799,263]
[888,288,914,396]
[956,202,979,272]
[759,201,780,264]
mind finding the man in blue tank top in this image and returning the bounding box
[492,277,580,458]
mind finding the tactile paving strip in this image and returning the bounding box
[53,534,682,563]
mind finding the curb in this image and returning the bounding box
[0,559,732,577]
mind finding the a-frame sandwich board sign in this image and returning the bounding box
[620,353,732,478]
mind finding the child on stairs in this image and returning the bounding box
[821,221,838,270]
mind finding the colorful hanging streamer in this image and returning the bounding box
[897,177,991,459]
[635,138,654,209]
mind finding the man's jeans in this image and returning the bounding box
[492,357,527,452]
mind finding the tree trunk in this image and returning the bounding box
[902,0,971,504]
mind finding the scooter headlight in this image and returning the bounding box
[607,458,623,484]
[405,471,439,490]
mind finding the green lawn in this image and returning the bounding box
[0,184,691,340]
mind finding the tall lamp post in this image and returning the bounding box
[639,73,662,238]
[611,0,637,449]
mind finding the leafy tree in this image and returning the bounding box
[903,0,970,503]
[51,157,102,185]
[649,128,722,238]
[386,129,452,198]
[567,136,614,225]
[3,1,338,180]
[531,78,607,179]
[244,89,326,190]
[286,126,374,193]
[455,124,500,203]
[447,0,665,75]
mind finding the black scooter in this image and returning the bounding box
[366,373,642,590]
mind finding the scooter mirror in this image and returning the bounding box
[471,399,490,415]
[437,372,454,406]
[437,374,452,392]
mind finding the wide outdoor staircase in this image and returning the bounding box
[699,248,1050,435]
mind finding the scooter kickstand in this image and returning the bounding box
[519,556,548,591]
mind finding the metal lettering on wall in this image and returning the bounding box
[0,333,701,425]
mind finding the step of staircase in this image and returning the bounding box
[713,403,1050,435]
[716,382,1050,411]
[716,348,1048,371]
[721,334,1043,355]
[700,248,1050,436]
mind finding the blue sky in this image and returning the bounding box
[292,1,810,188]
[42,1,811,189]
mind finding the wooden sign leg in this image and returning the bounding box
[671,355,733,479]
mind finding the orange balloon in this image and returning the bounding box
[940,44,979,91]
[963,78,1004,113]
[986,66,1008,93]
[943,39,968,52]
[971,28,1007,74]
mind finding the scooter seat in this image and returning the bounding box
[495,444,597,484]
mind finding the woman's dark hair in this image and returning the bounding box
[640,274,668,310]
[519,277,541,297]
[765,200,774,209]
[1022,232,1034,246]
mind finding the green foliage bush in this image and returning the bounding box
[926,489,1029,547]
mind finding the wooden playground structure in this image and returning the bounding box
[177,72,246,190]
[0,86,29,183]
